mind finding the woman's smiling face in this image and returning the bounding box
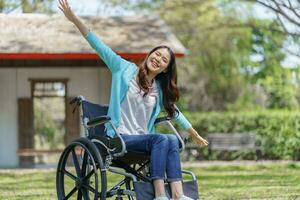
[146,48,171,75]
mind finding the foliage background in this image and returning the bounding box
[181,110,300,160]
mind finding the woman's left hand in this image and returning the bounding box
[188,128,209,147]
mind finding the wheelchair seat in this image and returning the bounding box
[90,133,150,166]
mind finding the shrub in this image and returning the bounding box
[181,110,300,160]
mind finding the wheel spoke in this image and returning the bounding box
[82,183,96,193]
[80,151,88,177]
[82,170,94,182]
[81,188,90,200]
[63,169,77,181]
[77,189,83,200]
[65,186,78,200]
[71,148,81,177]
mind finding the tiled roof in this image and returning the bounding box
[0,14,186,55]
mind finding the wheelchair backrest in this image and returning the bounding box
[82,100,108,137]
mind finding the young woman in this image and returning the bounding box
[59,0,209,199]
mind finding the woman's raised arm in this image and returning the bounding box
[58,0,133,73]
[58,0,88,36]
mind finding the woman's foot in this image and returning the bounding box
[154,195,169,200]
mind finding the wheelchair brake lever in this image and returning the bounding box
[72,105,77,113]
[72,100,82,113]
[69,96,78,105]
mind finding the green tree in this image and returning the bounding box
[246,20,298,109]
[156,0,297,110]
[157,0,253,111]
[34,101,57,148]
[0,0,54,13]
[243,0,300,59]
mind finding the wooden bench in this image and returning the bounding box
[183,133,262,161]
[17,148,64,167]
[17,148,63,156]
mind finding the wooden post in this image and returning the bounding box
[18,98,34,167]
[64,97,80,145]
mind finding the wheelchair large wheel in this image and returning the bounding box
[56,138,107,200]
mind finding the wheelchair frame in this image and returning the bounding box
[56,96,198,200]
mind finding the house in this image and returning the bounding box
[0,14,186,167]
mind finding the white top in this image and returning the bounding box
[117,74,159,135]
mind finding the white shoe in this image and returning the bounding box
[178,195,194,200]
[153,196,169,200]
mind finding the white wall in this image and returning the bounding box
[16,67,111,103]
[0,69,18,167]
[0,67,111,168]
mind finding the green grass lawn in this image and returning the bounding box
[0,162,299,200]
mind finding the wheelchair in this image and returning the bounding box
[56,96,200,200]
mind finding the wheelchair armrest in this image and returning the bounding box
[87,115,111,127]
[154,116,174,125]
[154,117,186,152]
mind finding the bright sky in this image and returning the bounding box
[54,0,135,16]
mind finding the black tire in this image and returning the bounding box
[56,138,107,200]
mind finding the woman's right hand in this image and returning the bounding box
[58,0,77,23]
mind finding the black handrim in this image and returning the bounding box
[56,141,99,200]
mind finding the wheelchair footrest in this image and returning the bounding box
[133,180,200,200]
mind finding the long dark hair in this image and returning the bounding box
[137,45,179,118]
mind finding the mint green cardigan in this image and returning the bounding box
[85,31,192,137]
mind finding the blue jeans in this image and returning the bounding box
[120,133,182,182]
